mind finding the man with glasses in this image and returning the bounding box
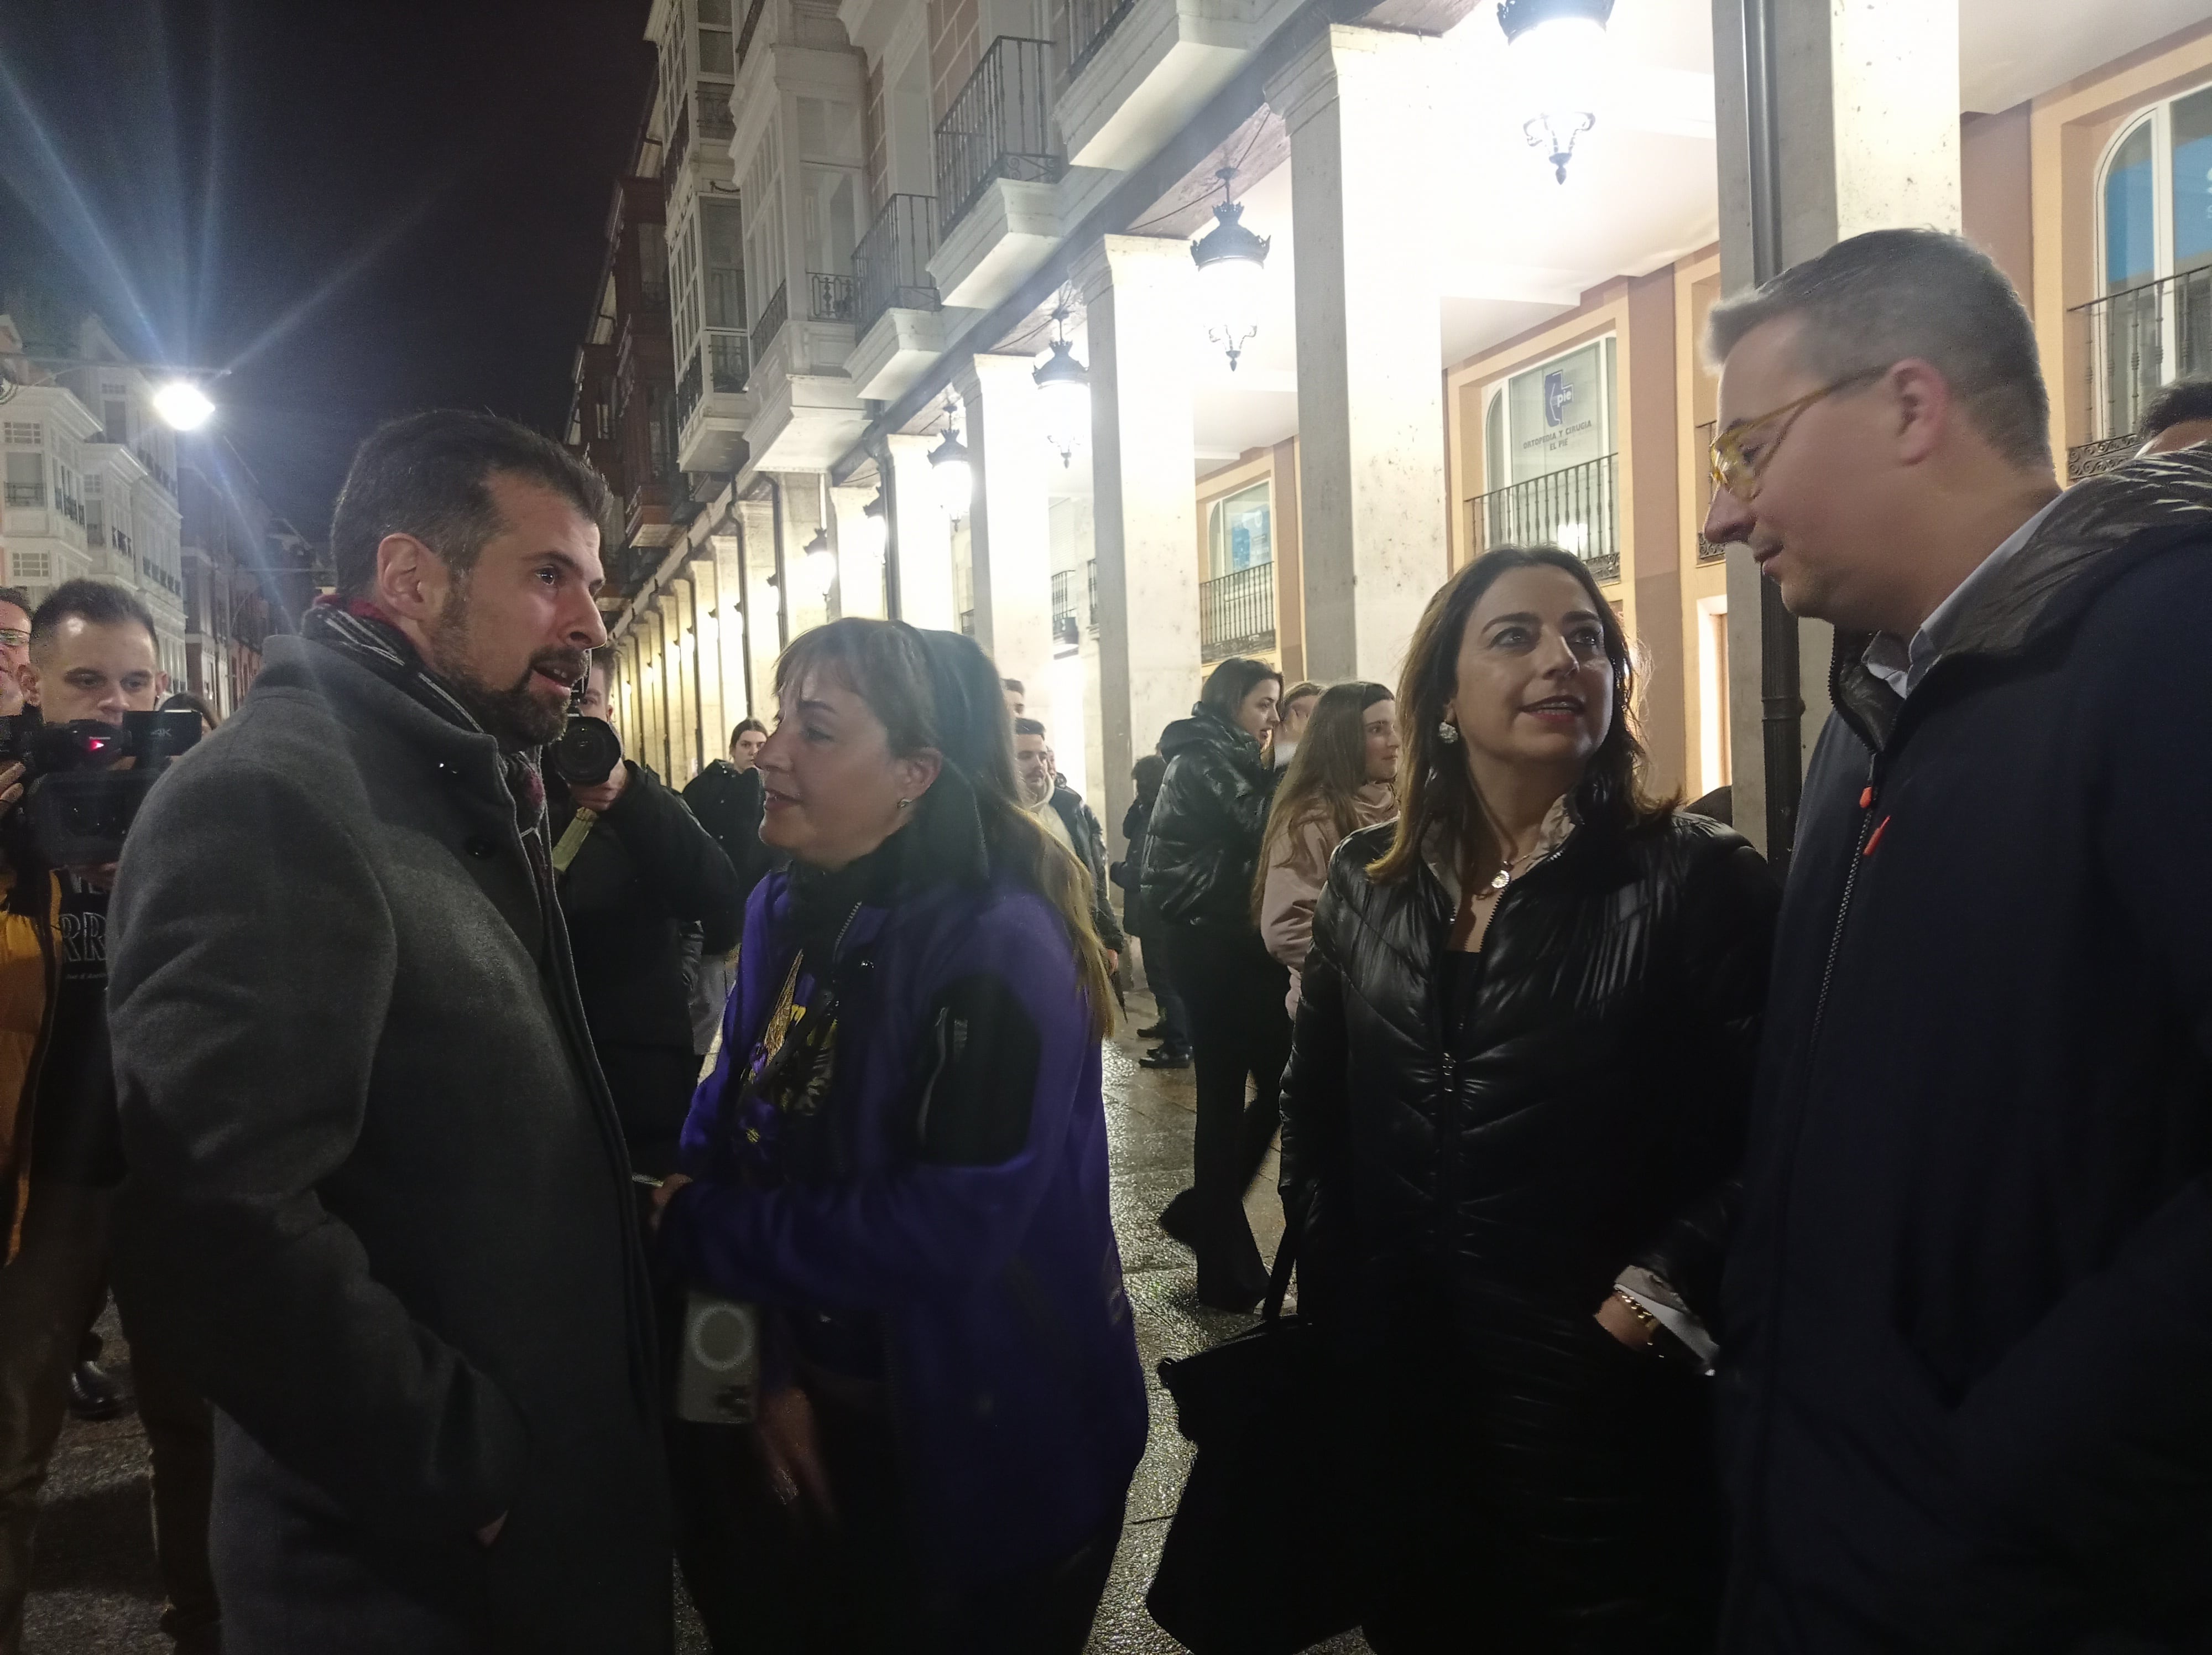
[0,589,30,718]
[1708,227,2212,1651]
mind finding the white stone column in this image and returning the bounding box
[1713,0,1960,851]
[639,606,668,779]
[1267,25,1448,686]
[830,482,885,619]
[738,497,781,713]
[618,632,645,756]
[956,353,1056,735]
[1075,234,1203,853]
[660,583,698,783]
[709,530,752,722]
[686,549,727,771]
[886,432,957,631]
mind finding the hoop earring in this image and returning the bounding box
[1436,720,1460,746]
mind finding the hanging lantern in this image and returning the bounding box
[1190,167,1270,371]
[1032,306,1090,466]
[927,396,973,517]
[1496,0,1615,184]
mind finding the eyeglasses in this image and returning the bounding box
[1709,367,1886,503]
[0,630,27,649]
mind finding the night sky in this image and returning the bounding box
[0,0,656,534]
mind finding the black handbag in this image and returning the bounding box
[1145,1221,1366,1654]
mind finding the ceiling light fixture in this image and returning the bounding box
[1496,0,1615,184]
[926,395,973,518]
[1032,303,1089,466]
[1190,167,1270,371]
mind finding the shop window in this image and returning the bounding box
[1205,481,1271,578]
[1476,337,1621,581]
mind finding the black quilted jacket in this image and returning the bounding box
[1280,810,1778,1351]
[1139,705,1276,932]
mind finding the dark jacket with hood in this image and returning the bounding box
[549,759,744,1049]
[1721,451,2212,1653]
[1140,705,1276,933]
[683,758,773,904]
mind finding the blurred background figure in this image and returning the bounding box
[1140,657,1285,1311]
[684,717,776,1055]
[2134,376,2212,456]
[1256,681,1398,1016]
[1280,549,1776,1653]
[1114,753,1188,1070]
[1013,717,1122,978]
[1271,681,1322,771]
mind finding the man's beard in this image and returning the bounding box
[426,596,586,750]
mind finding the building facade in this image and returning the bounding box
[576,0,2212,854]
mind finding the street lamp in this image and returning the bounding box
[927,396,973,517]
[1190,167,1270,371]
[1497,0,1615,183]
[151,380,217,431]
[1032,305,1089,466]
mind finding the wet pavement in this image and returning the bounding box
[20,982,1369,1653]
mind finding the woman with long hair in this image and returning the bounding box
[1280,549,1778,1652]
[651,619,1146,1653]
[1139,656,1286,1310]
[1254,681,1399,1015]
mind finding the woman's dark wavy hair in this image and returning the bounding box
[1197,656,1282,732]
[1368,547,1669,886]
[774,618,1115,1037]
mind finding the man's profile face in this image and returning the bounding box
[1014,732,1053,805]
[23,617,161,725]
[1705,317,1897,631]
[2140,419,2212,457]
[420,473,608,747]
[1003,684,1024,719]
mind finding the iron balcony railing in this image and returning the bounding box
[809,272,857,323]
[753,282,789,356]
[1063,0,1136,79]
[935,37,1063,232]
[1051,568,1078,648]
[697,98,735,143]
[2,483,39,507]
[1199,561,1276,663]
[1465,454,1620,584]
[1694,421,1725,564]
[853,195,941,335]
[674,348,705,432]
[707,329,748,392]
[2067,269,2212,480]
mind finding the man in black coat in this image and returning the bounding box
[1708,228,2212,1651]
[107,412,670,1653]
[551,655,743,1175]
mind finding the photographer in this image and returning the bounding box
[550,653,744,1174]
[0,580,218,1654]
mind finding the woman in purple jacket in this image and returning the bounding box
[651,619,1145,1653]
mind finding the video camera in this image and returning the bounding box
[0,709,203,865]
[546,672,622,788]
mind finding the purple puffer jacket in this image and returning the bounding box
[659,866,1147,1587]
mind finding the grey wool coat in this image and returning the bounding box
[106,632,671,1654]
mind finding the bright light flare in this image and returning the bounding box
[152,381,215,430]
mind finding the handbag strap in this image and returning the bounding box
[1262,1203,1303,1325]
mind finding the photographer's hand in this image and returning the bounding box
[568,760,630,816]
[0,762,20,817]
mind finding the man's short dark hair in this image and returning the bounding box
[1705,228,2051,470]
[2141,377,2212,441]
[1001,678,1024,695]
[0,586,32,625]
[30,579,158,660]
[1013,717,1047,740]
[328,410,612,598]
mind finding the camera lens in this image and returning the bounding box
[551,716,622,787]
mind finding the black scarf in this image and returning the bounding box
[300,598,547,843]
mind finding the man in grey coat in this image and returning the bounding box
[106,411,671,1653]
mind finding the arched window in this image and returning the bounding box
[2089,86,2212,446]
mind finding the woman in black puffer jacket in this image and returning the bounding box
[1281,549,1777,1652]
[1139,656,1284,1309]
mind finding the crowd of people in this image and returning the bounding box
[0,221,2207,1655]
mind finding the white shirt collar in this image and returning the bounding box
[1862,496,2064,699]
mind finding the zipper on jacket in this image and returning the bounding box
[1807,754,1882,1047]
